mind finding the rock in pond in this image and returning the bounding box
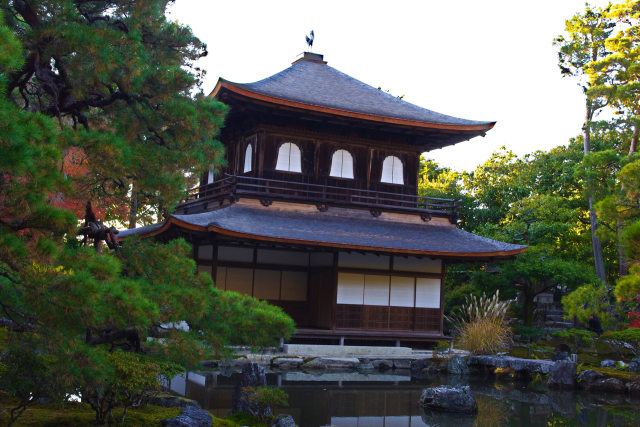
[393,359,412,370]
[231,362,267,415]
[271,414,296,427]
[448,356,469,375]
[161,404,212,427]
[371,359,393,371]
[547,361,577,389]
[591,377,626,393]
[468,355,555,374]
[629,357,640,373]
[627,381,640,395]
[301,357,326,370]
[600,359,615,368]
[577,369,605,390]
[419,385,478,414]
[411,359,433,375]
[271,357,303,371]
[301,357,359,371]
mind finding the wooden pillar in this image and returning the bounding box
[331,250,339,331]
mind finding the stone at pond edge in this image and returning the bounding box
[448,356,469,375]
[372,359,393,371]
[629,357,640,373]
[419,385,478,414]
[600,359,615,368]
[577,370,605,390]
[271,357,303,371]
[151,393,200,408]
[411,359,432,375]
[271,414,296,427]
[161,404,212,427]
[393,359,411,370]
[232,362,267,415]
[591,377,626,393]
[627,381,640,395]
[547,361,577,389]
[301,357,326,371]
[317,357,360,370]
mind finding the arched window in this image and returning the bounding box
[243,143,253,173]
[329,149,354,179]
[381,156,404,184]
[275,142,302,173]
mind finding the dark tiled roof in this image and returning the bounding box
[119,204,525,258]
[221,54,494,128]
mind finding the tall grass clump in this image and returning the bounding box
[449,290,513,355]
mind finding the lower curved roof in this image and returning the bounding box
[119,203,526,259]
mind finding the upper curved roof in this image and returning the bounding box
[211,53,495,133]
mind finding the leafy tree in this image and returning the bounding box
[562,282,618,328]
[2,0,226,227]
[554,2,614,282]
[0,3,294,424]
[587,0,640,155]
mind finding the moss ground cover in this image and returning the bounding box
[0,393,237,427]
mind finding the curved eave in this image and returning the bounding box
[210,79,496,134]
[121,216,527,259]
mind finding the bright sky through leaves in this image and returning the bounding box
[168,0,612,171]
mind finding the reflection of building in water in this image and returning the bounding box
[167,371,640,427]
[169,372,429,426]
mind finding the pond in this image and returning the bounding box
[168,370,640,426]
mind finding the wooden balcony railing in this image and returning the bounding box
[175,174,458,220]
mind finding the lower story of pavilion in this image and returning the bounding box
[196,240,446,342]
[118,200,526,343]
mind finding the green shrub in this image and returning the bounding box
[238,386,288,425]
[551,328,597,350]
[449,290,513,355]
[79,350,183,425]
[513,325,545,343]
[562,283,617,328]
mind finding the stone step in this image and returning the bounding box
[545,321,574,328]
[547,309,567,316]
[545,314,566,322]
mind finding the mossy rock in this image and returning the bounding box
[595,337,636,358]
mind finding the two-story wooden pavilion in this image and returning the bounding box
[120,52,526,344]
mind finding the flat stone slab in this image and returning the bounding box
[468,355,555,374]
[284,371,411,382]
[317,357,360,370]
[284,344,412,357]
[271,357,304,370]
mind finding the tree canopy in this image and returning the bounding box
[0,2,293,424]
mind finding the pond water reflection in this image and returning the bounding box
[168,370,640,426]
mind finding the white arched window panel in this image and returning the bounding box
[381,156,404,185]
[275,142,302,173]
[329,149,354,179]
[243,144,253,173]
